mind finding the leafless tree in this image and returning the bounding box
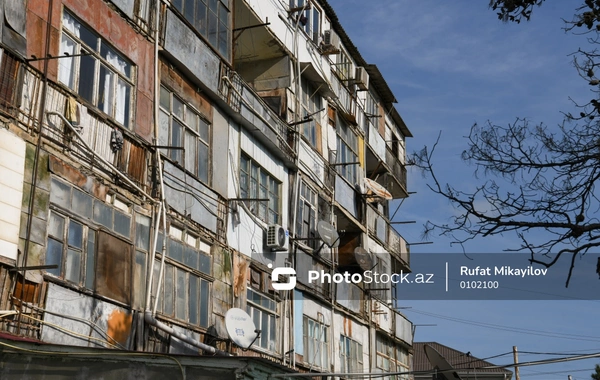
[413,1,600,286]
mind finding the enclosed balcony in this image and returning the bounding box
[367,204,410,271]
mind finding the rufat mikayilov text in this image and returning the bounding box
[460,266,548,277]
[307,270,434,284]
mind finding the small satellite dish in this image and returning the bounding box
[364,178,393,201]
[424,344,463,380]
[354,247,373,271]
[317,220,340,248]
[224,308,258,349]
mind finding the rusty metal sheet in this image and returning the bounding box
[127,140,146,184]
[96,231,132,305]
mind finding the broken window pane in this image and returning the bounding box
[72,189,93,219]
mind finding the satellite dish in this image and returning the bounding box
[354,247,373,271]
[224,308,258,349]
[364,178,393,201]
[424,344,463,380]
[317,220,340,248]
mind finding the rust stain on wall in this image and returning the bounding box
[107,309,132,346]
[233,253,248,298]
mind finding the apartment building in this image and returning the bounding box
[0,0,413,378]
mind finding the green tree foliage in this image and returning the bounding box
[592,364,600,380]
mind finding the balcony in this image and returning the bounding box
[365,123,408,198]
[367,204,410,270]
[219,66,296,167]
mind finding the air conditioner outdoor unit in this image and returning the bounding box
[354,67,369,91]
[323,30,340,50]
[266,224,288,251]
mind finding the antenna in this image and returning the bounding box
[424,344,463,380]
[224,308,260,350]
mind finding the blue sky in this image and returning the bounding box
[328,1,600,378]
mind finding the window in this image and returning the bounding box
[59,10,134,128]
[46,210,95,285]
[153,261,210,327]
[289,0,321,43]
[296,181,317,249]
[376,335,410,380]
[340,335,363,374]
[246,287,278,352]
[367,256,389,301]
[159,86,211,184]
[336,121,359,185]
[336,50,353,81]
[173,0,231,59]
[0,49,21,113]
[301,77,322,148]
[239,153,281,225]
[303,315,329,369]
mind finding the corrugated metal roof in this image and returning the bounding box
[413,342,513,375]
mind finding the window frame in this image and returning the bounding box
[336,120,359,185]
[295,181,318,250]
[58,9,135,129]
[289,0,321,44]
[376,335,410,380]
[159,85,211,185]
[239,153,282,225]
[300,77,322,149]
[303,315,329,369]
[340,334,364,374]
[246,287,278,353]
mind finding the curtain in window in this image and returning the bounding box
[58,14,80,88]
[104,51,130,125]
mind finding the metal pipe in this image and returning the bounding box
[143,311,230,356]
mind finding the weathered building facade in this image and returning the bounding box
[0,0,413,378]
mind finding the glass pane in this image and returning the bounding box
[114,210,131,237]
[218,21,228,58]
[171,119,183,163]
[68,220,83,248]
[66,248,82,283]
[48,212,64,238]
[173,0,183,12]
[195,0,207,35]
[93,201,113,229]
[85,230,95,289]
[160,86,170,110]
[198,141,208,183]
[261,312,268,348]
[158,110,170,156]
[58,34,76,89]
[173,96,184,120]
[198,252,211,274]
[269,314,276,351]
[98,64,115,117]
[189,275,199,325]
[208,9,218,46]
[115,79,131,128]
[46,238,63,276]
[186,108,198,132]
[78,52,96,104]
[164,265,174,315]
[134,250,146,307]
[184,0,195,24]
[101,43,131,77]
[50,178,71,208]
[72,189,93,218]
[78,23,98,51]
[135,214,151,251]
[183,246,198,270]
[185,132,197,175]
[153,259,162,312]
[168,238,184,263]
[198,119,209,142]
[176,268,186,320]
[200,280,209,327]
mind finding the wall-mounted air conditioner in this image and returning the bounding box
[354,67,369,91]
[323,30,340,51]
[266,224,288,251]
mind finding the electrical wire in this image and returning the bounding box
[405,308,600,342]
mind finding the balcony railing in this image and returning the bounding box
[219,65,296,164]
[385,148,407,192]
[367,204,410,267]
